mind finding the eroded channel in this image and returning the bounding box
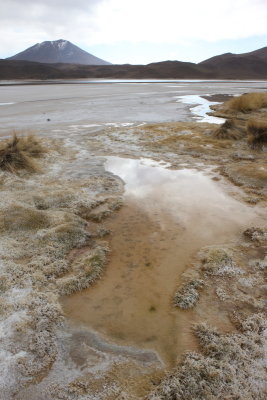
[62,157,262,367]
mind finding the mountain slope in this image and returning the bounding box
[1,45,267,80]
[241,46,267,62]
[7,39,111,65]
[198,46,267,79]
[200,46,267,65]
[0,60,66,80]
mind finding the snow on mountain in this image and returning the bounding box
[7,39,111,65]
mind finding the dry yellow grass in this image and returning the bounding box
[224,162,267,189]
[247,119,267,150]
[225,92,267,113]
[0,134,45,172]
[156,132,233,151]
[213,119,244,140]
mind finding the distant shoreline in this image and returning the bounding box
[1,78,267,87]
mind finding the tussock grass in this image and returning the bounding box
[213,119,243,140]
[0,134,45,173]
[247,119,267,150]
[225,92,267,113]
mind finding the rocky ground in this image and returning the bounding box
[0,95,266,399]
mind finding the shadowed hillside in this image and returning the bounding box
[1,46,267,80]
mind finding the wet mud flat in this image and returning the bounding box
[1,79,267,133]
[0,84,266,399]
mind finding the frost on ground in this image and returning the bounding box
[0,129,266,399]
[156,234,267,400]
[174,280,204,309]
[0,135,124,398]
[149,314,267,400]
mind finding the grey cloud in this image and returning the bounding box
[0,0,106,56]
[1,0,104,25]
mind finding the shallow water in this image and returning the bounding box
[62,157,261,366]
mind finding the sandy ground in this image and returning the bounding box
[0,81,266,399]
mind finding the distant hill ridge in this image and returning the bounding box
[7,39,111,65]
[198,46,267,79]
[200,46,267,65]
[2,43,267,80]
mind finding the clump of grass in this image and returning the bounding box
[174,280,204,309]
[57,246,108,295]
[243,227,266,242]
[43,221,89,246]
[225,92,267,113]
[0,134,45,173]
[201,248,243,276]
[213,119,243,140]
[247,119,267,150]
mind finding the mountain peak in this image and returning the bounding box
[7,39,111,65]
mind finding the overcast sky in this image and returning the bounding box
[1,0,267,64]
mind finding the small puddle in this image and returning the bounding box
[62,157,260,367]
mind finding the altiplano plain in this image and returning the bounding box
[0,80,266,399]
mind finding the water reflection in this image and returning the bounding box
[105,157,253,232]
[63,157,261,366]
